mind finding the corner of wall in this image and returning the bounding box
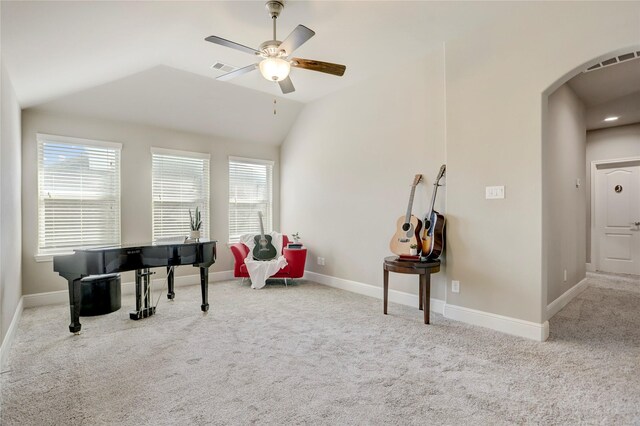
[0,297,23,370]
[1,63,24,346]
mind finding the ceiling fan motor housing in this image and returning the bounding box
[259,40,285,58]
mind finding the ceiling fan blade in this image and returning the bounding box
[278,25,315,56]
[205,35,260,56]
[291,58,346,77]
[278,76,295,94]
[217,64,258,81]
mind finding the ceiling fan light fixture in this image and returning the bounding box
[259,57,290,82]
[205,0,345,94]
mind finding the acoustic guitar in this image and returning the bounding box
[252,211,278,261]
[421,165,446,259]
[389,174,423,255]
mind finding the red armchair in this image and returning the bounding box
[230,235,307,282]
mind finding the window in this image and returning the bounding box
[228,156,274,243]
[152,148,210,240]
[37,134,122,256]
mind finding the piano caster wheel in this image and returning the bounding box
[201,303,209,312]
[73,332,81,336]
[167,293,175,301]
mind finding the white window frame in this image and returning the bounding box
[36,133,122,261]
[151,147,211,241]
[228,156,274,243]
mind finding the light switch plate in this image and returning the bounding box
[485,185,505,199]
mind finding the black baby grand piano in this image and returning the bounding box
[53,240,216,334]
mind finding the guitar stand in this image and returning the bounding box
[130,268,156,320]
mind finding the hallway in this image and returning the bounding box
[550,271,640,347]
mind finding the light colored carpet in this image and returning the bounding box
[1,273,639,425]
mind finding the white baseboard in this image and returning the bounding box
[546,277,589,320]
[1,297,24,371]
[304,270,548,342]
[13,268,549,355]
[23,270,234,308]
[586,263,596,272]
[443,303,549,341]
[304,271,445,315]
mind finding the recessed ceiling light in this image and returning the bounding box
[604,116,619,122]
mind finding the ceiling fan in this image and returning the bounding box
[205,0,346,94]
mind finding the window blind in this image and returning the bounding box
[152,148,210,241]
[37,134,122,255]
[228,157,273,243]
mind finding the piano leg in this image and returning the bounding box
[167,266,175,300]
[67,277,82,334]
[200,266,209,312]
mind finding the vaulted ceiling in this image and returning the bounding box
[4,2,638,140]
[1,1,520,143]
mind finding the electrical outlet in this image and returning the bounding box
[452,280,460,293]
[317,257,325,266]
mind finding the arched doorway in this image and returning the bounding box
[542,46,640,336]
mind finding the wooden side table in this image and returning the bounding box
[383,256,441,324]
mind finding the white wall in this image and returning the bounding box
[544,84,586,305]
[586,123,640,262]
[8,2,640,340]
[1,63,23,343]
[445,2,639,324]
[282,2,640,331]
[21,109,280,296]
[281,48,447,300]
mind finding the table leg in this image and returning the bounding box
[419,277,423,311]
[383,267,389,315]
[422,272,431,325]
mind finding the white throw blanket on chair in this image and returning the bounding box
[240,232,288,289]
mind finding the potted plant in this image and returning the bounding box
[288,232,302,249]
[409,243,418,256]
[189,207,202,240]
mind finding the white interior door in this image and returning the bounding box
[595,162,640,275]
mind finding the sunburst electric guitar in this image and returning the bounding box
[390,174,423,256]
[421,165,446,259]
